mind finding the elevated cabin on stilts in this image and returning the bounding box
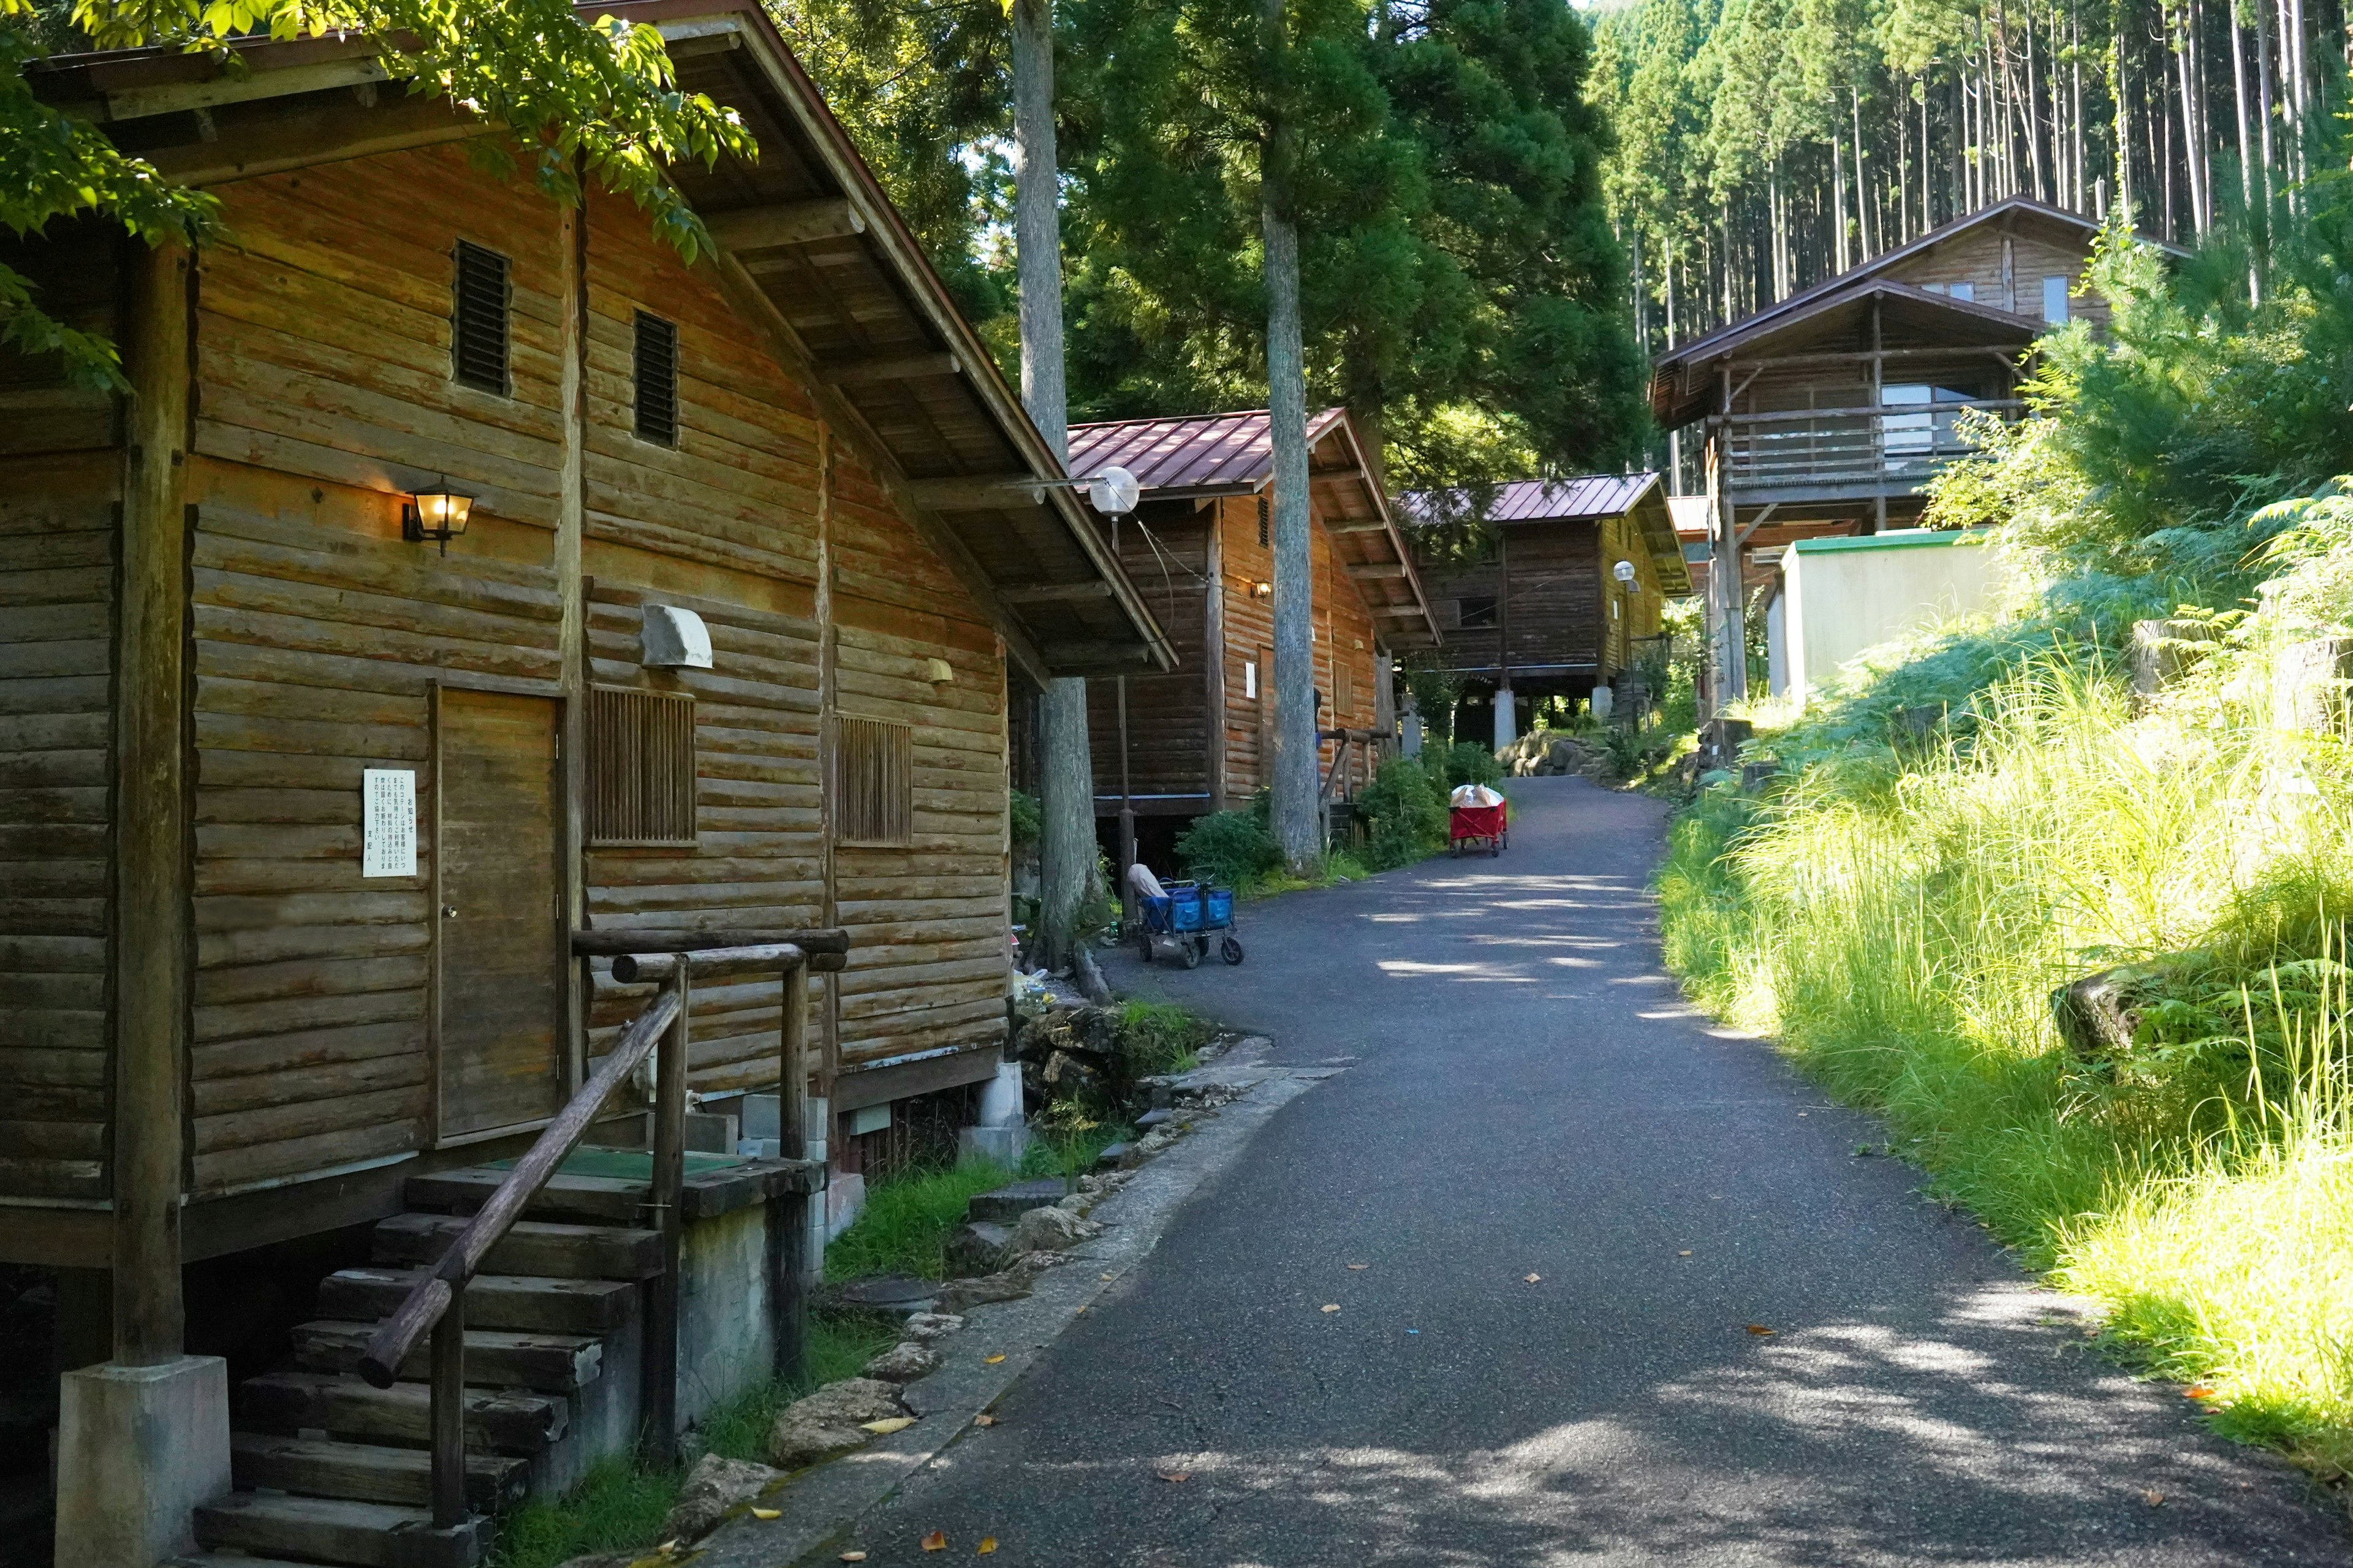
[1398,475,1691,745]
[1648,195,2184,710]
[0,6,1170,1564]
[1063,408,1441,875]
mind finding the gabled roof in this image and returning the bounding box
[31,0,1172,681]
[1399,473,1691,597]
[1069,407,1442,648]
[1650,195,2184,430]
[1068,408,1351,496]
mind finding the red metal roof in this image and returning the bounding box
[1068,407,1350,493]
[1399,474,1660,525]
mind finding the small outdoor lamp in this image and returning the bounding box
[1252,580,1272,599]
[1612,559,1637,585]
[403,479,474,554]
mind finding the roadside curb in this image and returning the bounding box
[689,1047,1326,1568]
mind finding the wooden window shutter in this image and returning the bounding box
[835,716,914,847]
[452,240,512,396]
[588,687,697,846]
[633,311,679,445]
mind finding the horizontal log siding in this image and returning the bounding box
[1212,494,1377,800]
[183,466,564,1192]
[829,461,1009,1069]
[1088,512,1210,803]
[193,146,568,529]
[0,452,120,1199]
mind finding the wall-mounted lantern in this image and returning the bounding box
[1612,559,1637,585]
[401,479,474,554]
[1251,581,1272,600]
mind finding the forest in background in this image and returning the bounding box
[1590,0,2350,368]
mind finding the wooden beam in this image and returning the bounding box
[997,580,1115,605]
[707,199,866,251]
[104,57,388,120]
[148,93,490,186]
[908,475,1045,511]
[823,352,960,387]
[1346,562,1409,580]
[115,238,192,1365]
[1039,642,1159,665]
[1324,520,1390,534]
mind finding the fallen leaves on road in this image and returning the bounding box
[862,1417,915,1435]
[923,1531,949,1551]
[840,1553,867,1562]
[983,1354,1007,1365]
[1320,1303,1341,1313]
[974,1414,998,1426]
[1347,1263,1369,1270]
[978,1538,998,1555]
[1524,1273,1541,1283]
[2186,1385,2216,1400]
[1158,1472,1191,1483]
[2143,1490,2165,1507]
[1745,1324,1776,1336]
[1678,1251,1693,1257]
[751,1507,782,1521]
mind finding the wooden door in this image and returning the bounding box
[436,687,564,1140]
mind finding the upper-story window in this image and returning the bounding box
[1457,594,1498,630]
[634,311,680,446]
[451,240,512,396]
[2041,276,2071,325]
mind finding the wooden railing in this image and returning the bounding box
[358,927,847,1530]
[1717,400,2020,492]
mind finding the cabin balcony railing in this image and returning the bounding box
[1715,399,2021,495]
[358,927,848,1531]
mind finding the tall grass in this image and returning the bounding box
[1662,638,2353,1482]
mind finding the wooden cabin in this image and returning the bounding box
[1,6,1170,1564]
[1648,196,2181,702]
[1400,475,1691,740]
[1063,409,1439,862]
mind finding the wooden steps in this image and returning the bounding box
[231,1432,528,1512]
[239,1370,570,1456]
[290,1319,604,1393]
[371,1212,665,1280]
[317,1266,636,1335]
[194,1493,490,1568]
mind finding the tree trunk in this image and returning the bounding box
[1262,0,1320,873]
[1012,0,1097,971]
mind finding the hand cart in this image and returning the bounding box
[1135,881,1244,968]
[1449,801,1508,857]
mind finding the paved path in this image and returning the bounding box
[830,778,2347,1566]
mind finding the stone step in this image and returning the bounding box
[193,1493,488,1568]
[371,1213,664,1281]
[230,1431,527,1512]
[238,1371,567,1456]
[165,1555,330,1568]
[317,1267,637,1336]
[964,1177,1070,1224]
[290,1319,602,1393]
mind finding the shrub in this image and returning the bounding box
[1175,794,1281,887]
[1355,756,1447,869]
[1426,740,1501,792]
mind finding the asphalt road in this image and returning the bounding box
[830,777,2348,1566]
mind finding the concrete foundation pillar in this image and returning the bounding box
[1400,700,1422,757]
[55,1355,230,1568]
[1491,685,1517,751]
[961,1058,1031,1165]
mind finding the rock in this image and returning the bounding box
[1053,1192,1088,1213]
[1009,1203,1101,1256]
[945,1220,1013,1277]
[966,1178,1070,1225]
[1739,760,1779,793]
[664,1453,780,1543]
[1092,1141,1134,1172]
[820,1275,939,1317]
[934,1272,1028,1314]
[556,1553,648,1568]
[864,1339,943,1382]
[767,1379,904,1470]
[2052,963,2168,1059]
[1134,1108,1175,1131]
[900,1312,965,1343]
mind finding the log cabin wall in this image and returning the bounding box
[1880,225,2110,328]
[1414,523,1604,688]
[1088,506,1213,810]
[0,220,122,1203]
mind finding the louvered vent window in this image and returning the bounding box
[1257,497,1270,549]
[835,716,913,848]
[634,311,680,446]
[588,687,697,846]
[452,240,511,395]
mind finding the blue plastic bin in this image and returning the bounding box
[1204,887,1233,927]
[1169,886,1204,933]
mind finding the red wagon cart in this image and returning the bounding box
[1449,799,1507,857]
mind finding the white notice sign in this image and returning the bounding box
[362,768,418,878]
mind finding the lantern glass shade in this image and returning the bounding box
[403,482,474,552]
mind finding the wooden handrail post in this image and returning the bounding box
[775,954,811,1386]
[643,958,691,1464]
[429,1285,466,1528]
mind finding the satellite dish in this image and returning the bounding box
[1087,466,1140,517]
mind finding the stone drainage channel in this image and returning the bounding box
[629,1036,1346,1568]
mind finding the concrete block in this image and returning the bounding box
[974,1058,1025,1127]
[960,1124,1032,1165]
[683,1111,738,1154]
[55,1355,232,1568]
